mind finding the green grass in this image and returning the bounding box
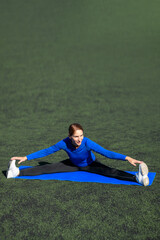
[0,0,160,239]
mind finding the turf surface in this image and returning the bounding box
[0,0,160,239]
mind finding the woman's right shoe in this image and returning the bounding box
[136,162,149,186]
[6,160,20,178]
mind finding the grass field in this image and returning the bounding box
[0,0,160,239]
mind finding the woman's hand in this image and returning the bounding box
[125,156,143,166]
[10,156,27,164]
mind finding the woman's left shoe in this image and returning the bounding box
[6,160,20,178]
[136,162,149,186]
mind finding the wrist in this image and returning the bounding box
[125,156,130,161]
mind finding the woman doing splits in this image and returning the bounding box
[7,123,149,186]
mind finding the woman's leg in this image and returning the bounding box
[19,159,79,176]
[80,160,137,182]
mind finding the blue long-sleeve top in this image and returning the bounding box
[27,137,126,167]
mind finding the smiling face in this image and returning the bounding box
[69,129,84,148]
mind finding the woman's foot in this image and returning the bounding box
[136,162,149,186]
[6,160,20,178]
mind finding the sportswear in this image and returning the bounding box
[7,160,20,178]
[26,137,126,167]
[136,163,149,186]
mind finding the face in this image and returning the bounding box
[70,129,84,147]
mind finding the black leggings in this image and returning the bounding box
[19,159,137,182]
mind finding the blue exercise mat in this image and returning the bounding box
[16,166,156,186]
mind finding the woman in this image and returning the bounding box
[7,123,149,186]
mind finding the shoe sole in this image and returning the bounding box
[143,176,149,186]
[140,163,149,176]
[6,160,16,178]
[6,161,12,178]
[6,169,13,178]
[140,163,149,186]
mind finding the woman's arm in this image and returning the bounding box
[86,138,127,160]
[10,139,66,164]
[86,138,143,166]
[10,145,61,165]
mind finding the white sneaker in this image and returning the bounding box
[136,163,149,186]
[6,160,20,178]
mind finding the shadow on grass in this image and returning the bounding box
[2,170,7,178]
[37,161,51,166]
